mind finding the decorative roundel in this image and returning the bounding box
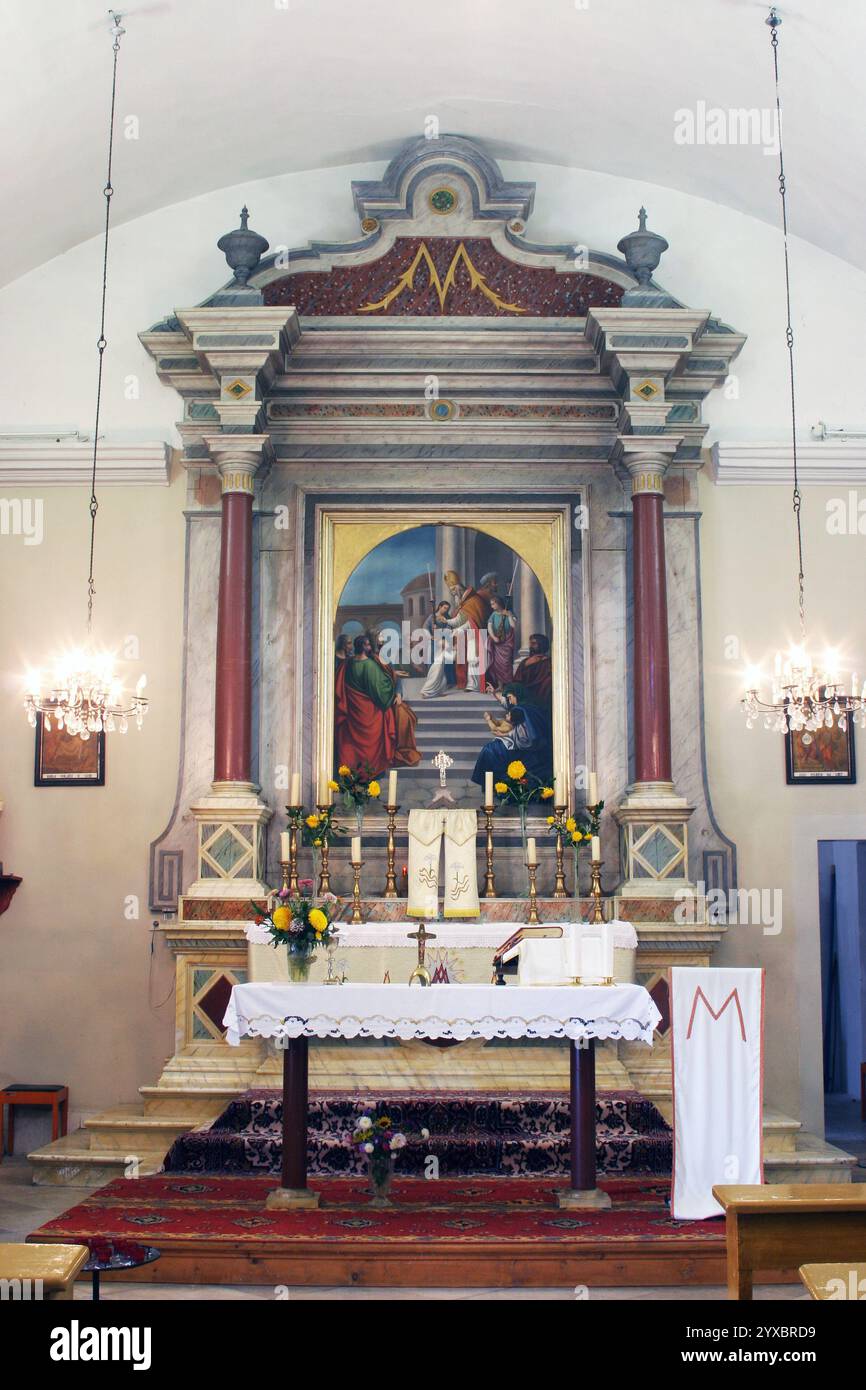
[360,216,379,234]
[428,186,458,215]
[428,398,457,422]
[510,220,525,233]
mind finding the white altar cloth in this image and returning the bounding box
[223,981,661,1047]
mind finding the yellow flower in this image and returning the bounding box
[368,780,381,797]
[565,817,576,832]
[506,760,526,780]
[328,779,339,791]
[305,813,320,828]
[571,831,584,844]
[313,838,322,847]
[541,786,555,800]
[271,906,291,931]
[338,765,350,777]
[308,908,328,934]
[494,781,508,794]
[546,815,555,826]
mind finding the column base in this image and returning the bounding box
[186,782,272,898]
[265,1186,320,1211]
[614,783,694,898]
[556,1186,613,1211]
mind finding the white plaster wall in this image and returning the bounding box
[1,158,865,1123]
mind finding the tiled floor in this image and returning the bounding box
[0,1158,807,1301]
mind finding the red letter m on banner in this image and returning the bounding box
[685,986,747,1042]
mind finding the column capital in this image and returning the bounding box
[612,436,683,494]
[203,434,274,494]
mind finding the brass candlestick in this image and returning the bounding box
[383,803,400,898]
[483,804,497,898]
[287,809,301,894]
[316,806,332,896]
[590,859,605,924]
[351,860,364,923]
[279,860,290,895]
[526,861,540,925]
[553,806,569,899]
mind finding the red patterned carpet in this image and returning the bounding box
[31,1172,723,1246]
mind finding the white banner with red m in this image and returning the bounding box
[670,967,764,1220]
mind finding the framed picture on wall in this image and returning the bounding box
[34,714,105,787]
[785,722,855,785]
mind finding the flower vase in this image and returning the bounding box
[355,804,364,837]
[367,1155,394,1207]
[286,944,314,983]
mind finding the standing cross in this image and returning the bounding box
[407,921,437,986]
[431,749,453,788]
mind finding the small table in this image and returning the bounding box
[0,1084,68,1159]
[82,1242,161,1300]
[224,981,660,1210]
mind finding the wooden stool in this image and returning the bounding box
[714,1183,866,1299]
[0,1242,88,1300]
[800,1262,866,1300]
[0,1084,68,1159]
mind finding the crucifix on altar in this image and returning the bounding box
[407,921,437,986]
[428,749,456,808]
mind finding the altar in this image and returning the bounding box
[224,981,661,1211]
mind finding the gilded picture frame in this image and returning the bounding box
[314,503,576,813]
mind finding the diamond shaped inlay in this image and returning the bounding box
[640,828,680,873]
[635,378,660,400]
[208,828,247,872]
[198,974,234,1032]
[226,378,252,399]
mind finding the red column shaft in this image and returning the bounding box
[632,490,672,784]
[213,489,253,784]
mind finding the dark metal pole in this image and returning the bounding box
[570,1038,597,1191]
[280,1037,309,1190]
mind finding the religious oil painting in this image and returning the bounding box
[323,515,569,812]
[34,713,105,787]
[785,722,855,785]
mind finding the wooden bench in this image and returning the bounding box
[800,1262,866,1300]
[0,1242,88,1300]
[713,1184,866,1300]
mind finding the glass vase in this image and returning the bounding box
[367,1155,394,1207]
[286,943,314,983]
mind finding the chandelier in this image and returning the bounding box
[24,13,148,743]
[742,9,865,742]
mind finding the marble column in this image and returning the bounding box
[518,559,546,656]
[186,437,273,898]
[614,444,693,897]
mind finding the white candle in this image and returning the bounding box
[588,771,598,805]
[526,837,537,865]
[321,778,332,807]
[351,836,361,864]
[388,770,398,805]
[484,770,494,806]
[289,771,301,806]
[280,830,290,862]
[591,835,601,861]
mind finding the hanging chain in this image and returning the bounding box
[767,7,806,642]
[86,12,124,634]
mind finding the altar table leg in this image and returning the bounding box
[556,1038,612,1210]
[265,1038,320,1211]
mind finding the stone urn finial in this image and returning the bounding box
[617,208,669,287]
[217,207,269,286]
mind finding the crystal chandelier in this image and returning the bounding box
[23,13,148,743]
[742,9,865,742]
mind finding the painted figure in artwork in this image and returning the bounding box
[420,600,455,698]
[511,632,552,707]
[334,633,421,775]
[486,594,516,690]
[471,684,553,788]
[443,569,498,691]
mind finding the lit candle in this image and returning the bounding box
[484,770,494,806]
[280,830,290,862]
[351,836,361,864]
[388,770,398,806]
[289,771,301,807]
[591,835,601,861]
[526,837,537,865]
[588,770,598,806]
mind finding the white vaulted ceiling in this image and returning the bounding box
[1,0,862,288]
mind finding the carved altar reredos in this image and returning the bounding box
[139,133,745,1101]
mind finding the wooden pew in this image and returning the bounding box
[0,1242,88,1300]
[713,1184,866,1300]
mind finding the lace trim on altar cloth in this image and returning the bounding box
[228,1012,657,1045]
